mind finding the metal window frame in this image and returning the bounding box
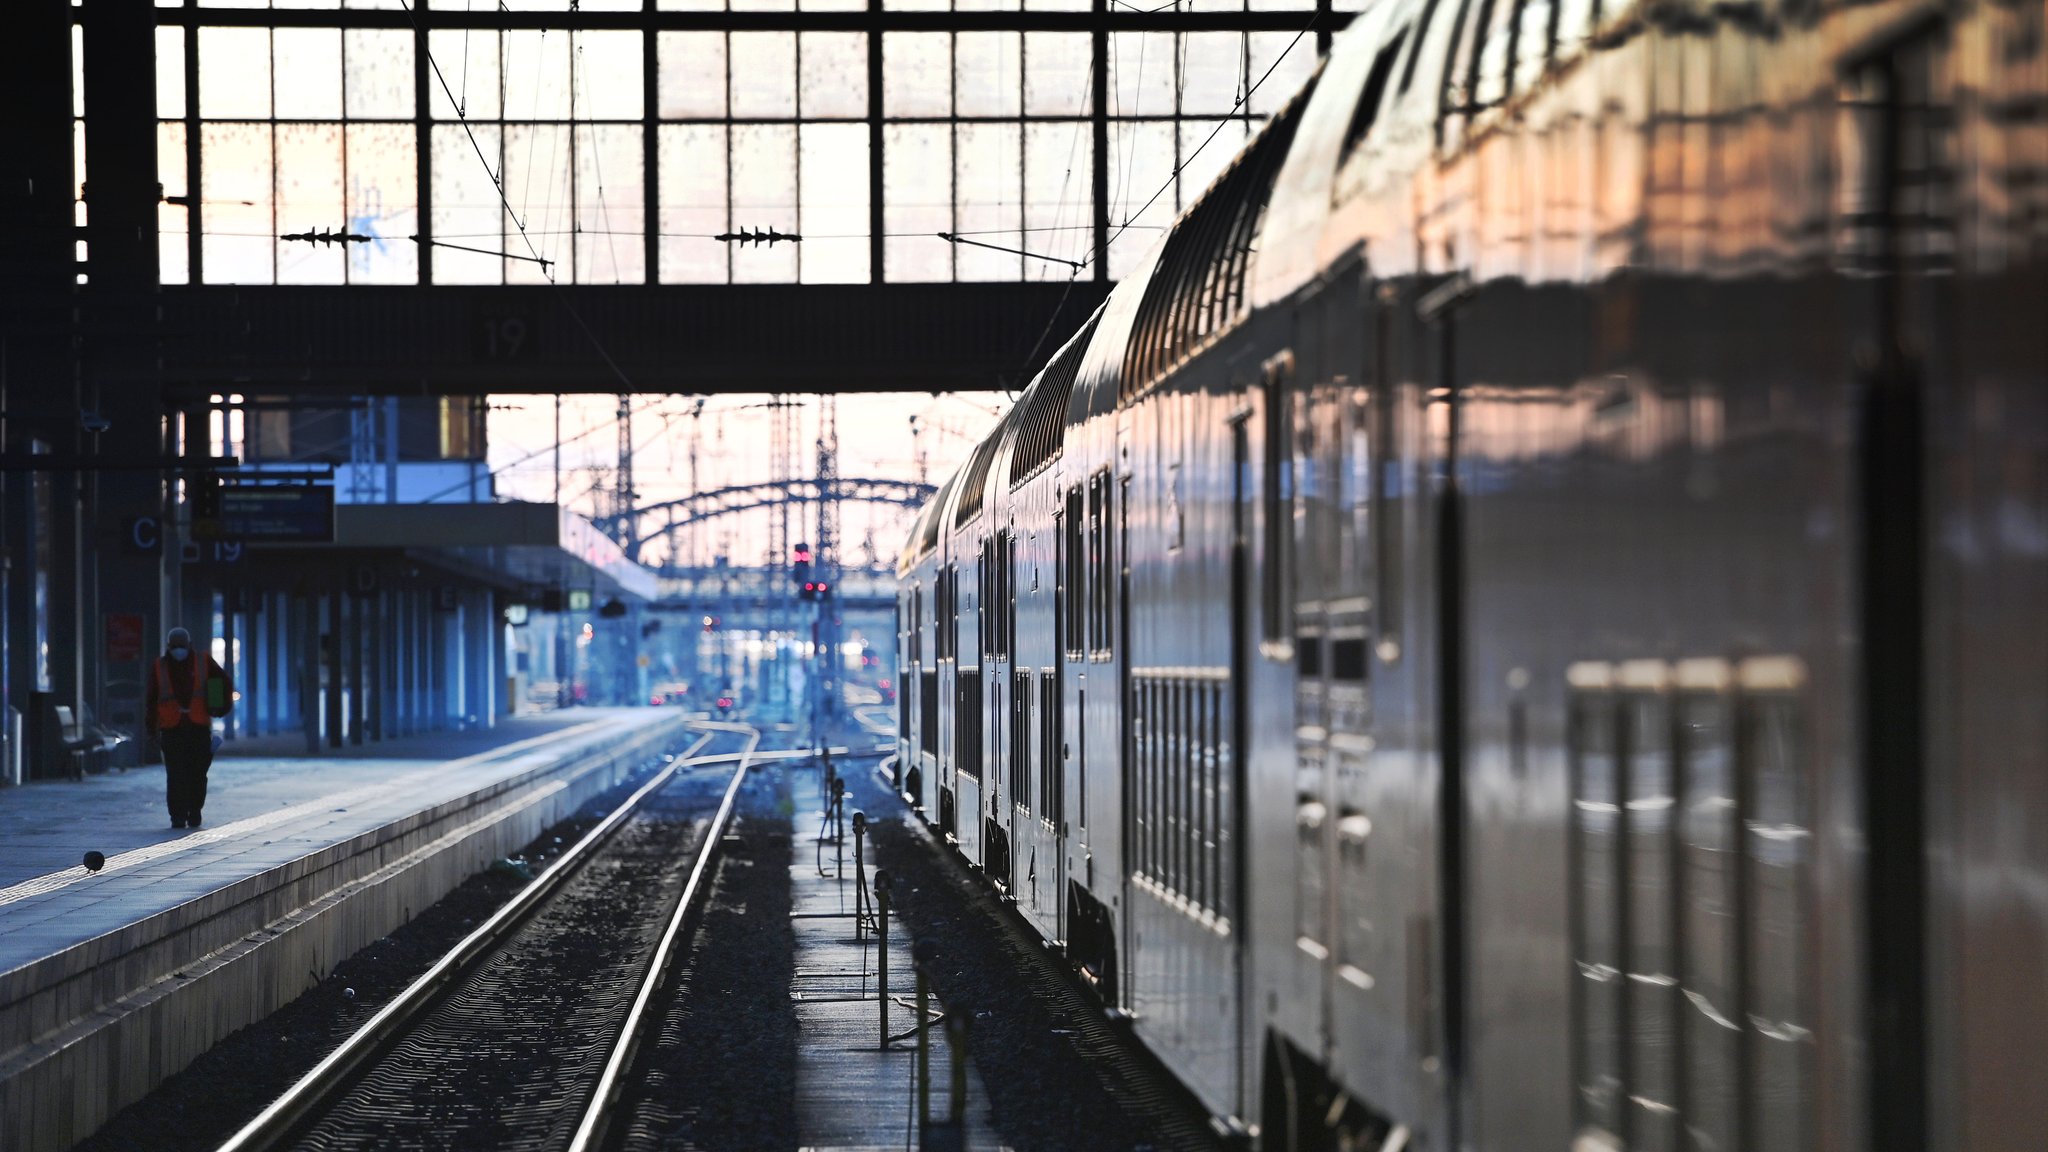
[149,4,1349,287]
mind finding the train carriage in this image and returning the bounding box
[898,0,2048,1146]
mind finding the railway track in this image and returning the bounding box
[213,719,777,1152]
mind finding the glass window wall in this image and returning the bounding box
[147,7,1333,286]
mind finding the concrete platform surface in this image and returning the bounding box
[0,710,675,973]
[0,712,602,890]
[0,707,695,1152]
[788,762,1007,1152]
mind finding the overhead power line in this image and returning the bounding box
[400,0,639,394]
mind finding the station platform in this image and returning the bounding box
[0,708,693,1152]
[787,759,1003,1152]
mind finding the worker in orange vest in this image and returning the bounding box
[144,626,233,830]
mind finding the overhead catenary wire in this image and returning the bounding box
[999,31,1098,383]
[1096,15,1317,261]
[419,393,680,506]
[413,236,553,268]
[575,39,627,283]
[400,1,642,394]
[936,233,1084,270]
[1001,11,1315,390]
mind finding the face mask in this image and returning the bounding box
[169,647,190,661]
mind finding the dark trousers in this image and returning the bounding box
[160,723,214,823]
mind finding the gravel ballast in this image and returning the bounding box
[612,764,799,1152]
[840,747,1228,1152]
[72,751,687,1152]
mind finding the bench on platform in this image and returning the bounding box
[48,705,129,779]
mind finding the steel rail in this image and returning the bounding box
[213,725,728,1152]
[565,718,764,1152]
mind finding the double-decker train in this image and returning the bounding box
[893,0,2047,1146]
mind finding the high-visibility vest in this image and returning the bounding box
[155,653,212,729]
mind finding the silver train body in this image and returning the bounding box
[893,0,2048,1147]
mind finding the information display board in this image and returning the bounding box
[220,485,335,542]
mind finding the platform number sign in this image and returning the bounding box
[478,315,533,361]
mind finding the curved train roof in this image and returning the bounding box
[902,13,1385,565]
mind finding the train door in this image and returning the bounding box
[905,582,921,778]
[975,533,1004,885]
[1049,490,1071,944]
[938,562,960,839]
[1042,662,1065,941]
[1114,464,1133,1015]
[1062,481,1116,996]
[909,581,929,806]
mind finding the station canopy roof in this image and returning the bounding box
[323,502,659,603]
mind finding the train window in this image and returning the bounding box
[1341,28,1410,157]
[1397,0,1445,95]
[1087,470,1115,658]
[1003,530,1016,660]
[1295,785,1328,950]
[1435,0,1483,146]
[1077,687,1087,828]
[957,669,983,781]
[1510,0,1555,97]
[1011,668,1032,815]
[1130,669,1231,926]
[1372,375,1402,663]
[936,565,958,662]
[955,433,1000,528]
[908,584,923,665]
[1208,675,1229,921]
[1740,659,1811,1151]
[1166,462,1184,552]
[921,475,955,556]
[919,668,939,757]
[1675,660,1738,1152]
[1552,0,1595,63]
[1039,669,1061,826]
[1261,352,1296,659]
[1120,81,1316,402]
[1008,315,1098,489]
[1063,488,1086,658]
[979,537,995,658]
[1336,809,1372,978]
[1338,387,1371,598]
[1619,665,1679,1147]
[1130,679,1151,892]
[1568,657,1813,1152]
[979,533,1014,661]
[1302,385,1344,603]
[1469,0,1518,111]
[1297,634,1323,678]
[898,670,911,738]
[1331,636,1367,681]
[1566,663,1624,1144]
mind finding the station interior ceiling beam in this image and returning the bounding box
[146,282,1112,397]
[154,6,1337,32]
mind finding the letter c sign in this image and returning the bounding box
[123,516,162,556]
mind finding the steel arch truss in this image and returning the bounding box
[634,477,936,553]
